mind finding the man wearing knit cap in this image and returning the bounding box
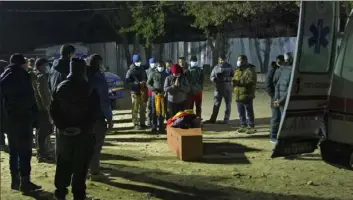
[164,64,190,116]
[205,54,234,124]
[51,58,100,200]
[145,57,157,127]
[126,54,148,130]
[0,53,41,192]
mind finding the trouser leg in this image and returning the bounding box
[245,100,255,128]
[89,119,107,174]
[209,91,222,122]
[7,133,19,176]
[195,92,202,118]
[139,97,147,126]
[223,91,232,122]
[270,106,281,139]
[146,96,152,126]
[131,94,140,126]
[236,101,247,126]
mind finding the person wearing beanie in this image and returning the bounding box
[266,55,284,143]
[164,64,190,117]
[50,57,100,200]
[233,55,257,134]
[86,54,113,181]
[145,57,157,127]
[49,44,76,93]
[125,54,148,130]
[205,55,234,124]
[0,53,41,192]
[185,56,204,118]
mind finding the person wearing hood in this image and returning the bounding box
[86,54,113,181]
[51,58,100,200]
[125,54,148,130]
[49,44,76,92]
[147,62,168,133]
[31,58,55,162]
[186,56,204,118]
[0,54,41,192]
[205,55,234,124]
[266,55,285,143]
[233,55,257,134]
[164,64,190,117]
[146,57,157,127]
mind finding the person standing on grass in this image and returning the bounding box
[146,57,157,127]
[0,54,41,192]
[86,54,114,181]
[186,56,204,118]
[51,58,100,200]
[164,64,190,117]
[232,55,257,134]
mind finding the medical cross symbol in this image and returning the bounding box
[308,19,330,54]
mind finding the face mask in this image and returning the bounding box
[236,60,242,67]
[157,66,164,72]
[150,63,156,69]
[190,61,198,67]
[135,62,141,67]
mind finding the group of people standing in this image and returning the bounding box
[0,44,114,200]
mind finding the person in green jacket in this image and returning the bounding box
[233,55,257,134]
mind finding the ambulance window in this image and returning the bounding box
[341,32,353,81]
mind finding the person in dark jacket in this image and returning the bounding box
[205,55,234,124]
[0,54,41,192]
[164,64,190,117]
[233,55,257,134]
[274,58,292,113]
[147,62,168,133]
[186,56,204,118]
[31,58,54,162]
[86,54,114,181]
[49,44,76,92]
[266,55,284,143]
[125,54,148,130]
[146,57,157,127]
[0,60,8,151]
[51,58,100,200]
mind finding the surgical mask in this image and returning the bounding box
[135,62,141,67]
[236,61,242,67]
[157,66,164,72]
[190,61,198,67]
[150,63,156,69]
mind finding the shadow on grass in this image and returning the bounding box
[96,163,334,200]
[104,137,165,143]
[22,189,55,200]
[200,142,261,164]
[100,152,139,161]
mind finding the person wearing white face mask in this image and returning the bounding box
[125,54,148,130]
[145,57,157,127]
[147,62,168,133]
[185,56,204,118]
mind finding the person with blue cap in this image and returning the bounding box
[51,57,100,200]
[125,54,148,130]
[145,57,157,126]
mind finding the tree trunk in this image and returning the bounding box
[133,34,140,54]
[121,33,131,67]
[263,38,272,73]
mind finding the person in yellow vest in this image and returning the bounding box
[233,55,257,134]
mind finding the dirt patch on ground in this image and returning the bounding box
[1,88,353,200]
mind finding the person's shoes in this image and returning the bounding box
[151,128,158,133]
[203,119,216,124]
[246,127,257,134]
[19,176,42,193]
[11,174,20,190]
[237,125,248,133]
[270,139,277,144]
[134,125,142,130]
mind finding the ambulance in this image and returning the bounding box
[273,1,353,169]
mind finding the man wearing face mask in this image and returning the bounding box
[164,64,190,117]
[186,56,204,118]
[145,57,157,127]
[147,62,168,133]
[30,58,55,162]
[126,54,148,130]
[205,55,234,124]
[266,55,285,143]
[233,55,257,134]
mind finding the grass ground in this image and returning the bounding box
[1,88,353,200]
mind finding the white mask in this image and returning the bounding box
[150,63,156,69]
[157,66,164,72]
[236,61,242,67]
[135,62,141,67]
[190,61,198,67]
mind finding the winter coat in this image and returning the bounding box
[164,75,190,103]
[0,64,38,121]
[147,70,168,94]
[30,70,52,111]
[265,62,280,99]
[87,67,113,122]
[232,64,257,102]
[125,64,148,94]
[210,62,234,93]
[274,66,292,106]
[186,66,204,95]
[49,57,71,93]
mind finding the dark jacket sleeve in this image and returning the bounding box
[265,66,276,98]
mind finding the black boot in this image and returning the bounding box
[20,176,42,193]
[11,174,20,190]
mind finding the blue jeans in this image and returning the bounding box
[151,94,166,130]
[236,100,255,128]
[270,106,281,140]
